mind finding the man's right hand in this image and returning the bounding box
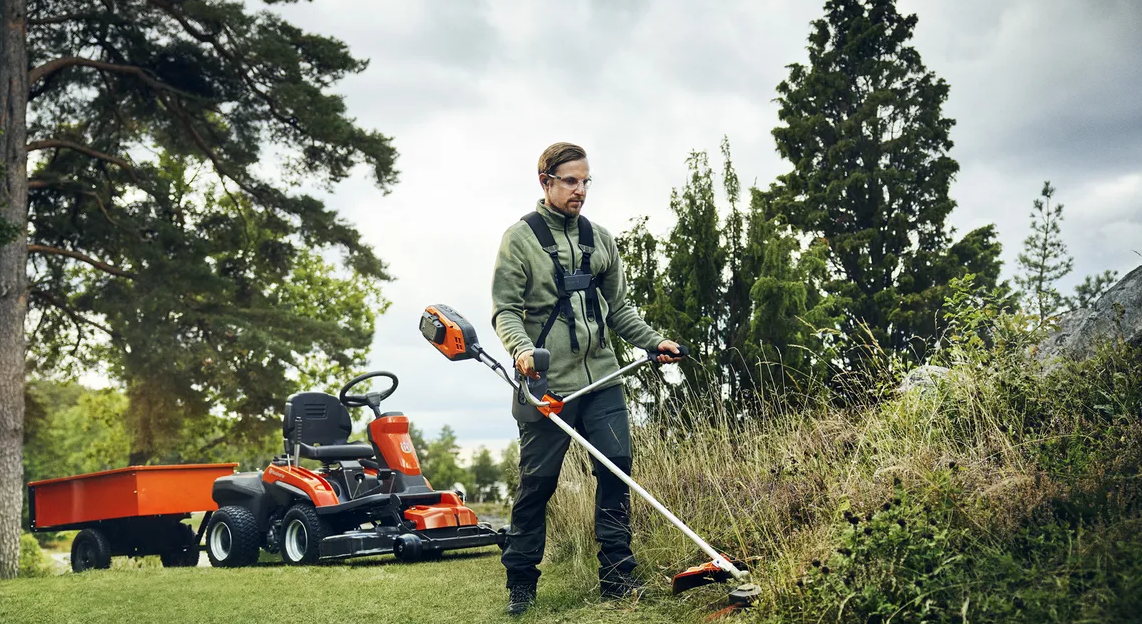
[515,350,541,380]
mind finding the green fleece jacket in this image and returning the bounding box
[491,200,666,396]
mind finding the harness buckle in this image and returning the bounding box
[562,271,592,291]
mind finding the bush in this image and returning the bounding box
[544,293,1142,623]
[19,533,54,578]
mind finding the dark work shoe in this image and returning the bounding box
[506,583,537,616]
[600,569,645,600]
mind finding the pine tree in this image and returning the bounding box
[771,0,999,362]
[420,425,468,492]
[658,151,726,390]
[468,447,501,503]
[719,137,751,399]
[741,189,839,397]
[1015,182,1073,322]
[498,440,520,503]
[1071,270,1118,309]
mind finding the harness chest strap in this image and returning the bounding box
[520,211,606,354]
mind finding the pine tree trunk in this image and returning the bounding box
[0,0,28,579]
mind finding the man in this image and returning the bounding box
[491,142,682,616]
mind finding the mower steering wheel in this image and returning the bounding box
[339,371,399,409]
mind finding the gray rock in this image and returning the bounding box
[1036,264,1142,363]
[899,364,951,394]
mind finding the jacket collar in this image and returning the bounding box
[536,199,579,230]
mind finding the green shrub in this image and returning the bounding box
[19,533,54,578]
[778,476,970,624]
[111,555,163,570]
[541,281,1142,622]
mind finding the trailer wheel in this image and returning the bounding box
[206,506,260,568]
[280,502,330,565]
[71,528,112,572]
[160,523,200,567]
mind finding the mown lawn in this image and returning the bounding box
[1,546,743,624]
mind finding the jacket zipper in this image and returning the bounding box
[563,217,593,385]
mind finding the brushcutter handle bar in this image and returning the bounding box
[340,371,399,408]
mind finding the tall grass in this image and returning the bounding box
[545,298,1142,622]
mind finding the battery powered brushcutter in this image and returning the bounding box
[419,304,761,607]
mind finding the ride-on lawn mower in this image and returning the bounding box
[204,370,503,567]
[420,304,762,608]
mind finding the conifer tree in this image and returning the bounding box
[741,189,839,397]
[498,440,520,503]
[657,150,726,390]
[1071,270,1118,309]
[1015,181,1073,322]
[719,137,751,398]
[770,0,1001,361]
[468,447,501,503]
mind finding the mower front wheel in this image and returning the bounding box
[206,506,261,568]
[393,534,423,563]
[280,502,331,565]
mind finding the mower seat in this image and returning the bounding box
[284,392,374,461]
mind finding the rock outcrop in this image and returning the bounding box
[1036,264,1142,362]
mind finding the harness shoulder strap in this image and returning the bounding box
[520,212,578,352]
[575,217,607,348]
[522,211,558,253]
[577,215,594,247]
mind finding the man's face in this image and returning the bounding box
[541,158,590,217]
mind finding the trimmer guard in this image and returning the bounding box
[671,557,749,594]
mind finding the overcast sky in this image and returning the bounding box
[261,0,1142,458]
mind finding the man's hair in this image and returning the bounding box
[537,142,587,176]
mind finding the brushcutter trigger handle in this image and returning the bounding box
[532,348,551,372]
[646,344,689,362]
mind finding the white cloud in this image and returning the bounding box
[261,0,1142,450]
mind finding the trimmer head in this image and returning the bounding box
[728,583,761,606]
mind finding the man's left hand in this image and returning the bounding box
[655,339,684,363]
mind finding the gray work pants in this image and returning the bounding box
[501,384,635,587]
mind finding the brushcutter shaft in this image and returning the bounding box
[559,357,649,403]
[544,411,749,582]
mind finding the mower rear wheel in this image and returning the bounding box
[206,506,260,568]
[71,528,112,572]
[160,523,200,567]
[281,502,331,565]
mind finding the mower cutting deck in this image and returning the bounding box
[205,371,503,567]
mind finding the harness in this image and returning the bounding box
[521,211,606,354]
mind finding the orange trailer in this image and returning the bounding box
[28,463,237,572]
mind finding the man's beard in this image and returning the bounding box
[549,198,582,216]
